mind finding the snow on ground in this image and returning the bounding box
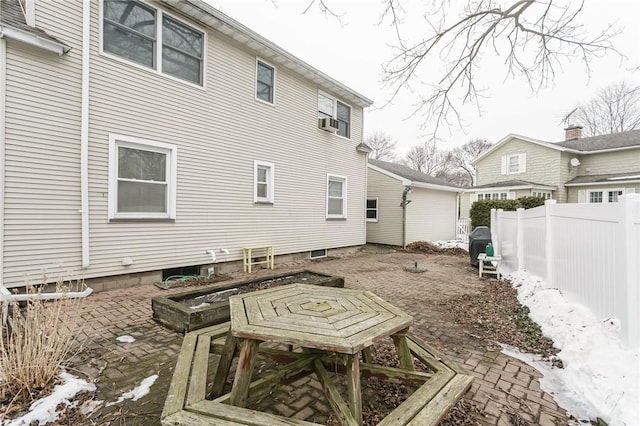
[116,335,135,343]
[106,374,159,407]
[507,271,639,425]
[432,240,469,250]
[4,372,95,426]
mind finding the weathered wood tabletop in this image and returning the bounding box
[220,283,414,425]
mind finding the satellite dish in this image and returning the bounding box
[570,158,581,167]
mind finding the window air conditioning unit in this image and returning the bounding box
[319,117,339,132]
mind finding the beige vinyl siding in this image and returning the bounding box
[460,193,472,220]
[405,188,458,243]
[1,2,367,287]
[365,169,403,246]
[557,152,582,203]
[3,0,84,287]
[576,149,640,176]
[475,139,563,189]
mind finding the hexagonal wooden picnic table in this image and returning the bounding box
[216,284,414,424]
[162,283,473,426]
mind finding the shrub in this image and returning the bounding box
[469,196,546,229]
[0,281,86,404]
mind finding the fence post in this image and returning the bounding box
[490,208,501,256]
[621,194,640,347]
[544,200,556,287]
[516,208,524,271]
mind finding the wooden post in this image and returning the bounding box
[229,339,259,407]
[211,330,237,398]
[346,354,362,425]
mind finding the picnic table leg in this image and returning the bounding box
[230,339,260,408]
[346,353,362,425]
[392,328,415,371]
[210,330,237,398]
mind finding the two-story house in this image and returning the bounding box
[460,127,640,219]
[0,0,372,290]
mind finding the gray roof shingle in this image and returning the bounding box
[0,0,69,48]
[368,158,461,188]
[565,172,640,185]
[472,180,555,189]
[554,129,640,151]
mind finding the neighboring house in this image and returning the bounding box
[460,127,640,219]
[367,159,462,246]
[0,0,373,289]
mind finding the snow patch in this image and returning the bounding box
[106,374,158,407]
[116,335,135,343]
[4,372,96,426]
[432,240,468,251]
[190,302,210,309]
[506,271,640,425]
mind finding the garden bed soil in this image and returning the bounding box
[152,270,344,333]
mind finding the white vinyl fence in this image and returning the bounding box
[457,218,470,243]
[490,194,640,347]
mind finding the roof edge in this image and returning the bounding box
[467,183,557,192]
[565,180,640,187]
[178,0,373,108]
[472,133,568,164]
[0,25,70,55]
[367,163,411,186]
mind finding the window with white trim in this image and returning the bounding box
[318,92,351,138]
[108,135,177,220]
[256,60,275,103]
[102,0,204,85]
[608,190,623,203]
[366,198,378,222]
[501,153,526,174]
[327,174,347,219]
[532,191,552,200]
[589,191,603,203]
[254,160,274,203]
[477,192,510,200]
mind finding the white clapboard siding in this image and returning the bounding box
[365,168,403,246]
[2,1,368,287]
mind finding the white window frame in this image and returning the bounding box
[501,153,526,175]
[253,160,275,204]
[366,197,378,222]
[532,191,552,200]
[326,174,347,219]
[255,58,276,105]
[475,192,514,201]
[108,134,177,220]
[585,188,625,204]
[99,0,207,88]
[317,91,352,139]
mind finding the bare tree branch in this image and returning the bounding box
[365,131,398,161]
[380,0,622,140]
[569,81,640,136]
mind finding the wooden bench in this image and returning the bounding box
[242,246,274,273]
[161,322,473,425]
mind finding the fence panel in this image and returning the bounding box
[491,195,640,347]
[456,219,470,243]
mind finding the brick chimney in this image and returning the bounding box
[564,125,583,141]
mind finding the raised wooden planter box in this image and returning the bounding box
[161,323,473,426]
[152,270,344,333]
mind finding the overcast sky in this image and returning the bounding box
[208,0,640,155]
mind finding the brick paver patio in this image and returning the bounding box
[72,247,569,425]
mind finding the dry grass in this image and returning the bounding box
[0,281,87,406]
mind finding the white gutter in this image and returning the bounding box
[0,26,69,56]
[0,284,93,303]
[0,39,6,292]
[80,0,90,268]
[565,180,640,187]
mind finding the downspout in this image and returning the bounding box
[0,39,6,294]
[80,0,90,268]
[400,186,412,248]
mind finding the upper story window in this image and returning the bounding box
[327,174,347,219]
[102,0,204,86]
[254,160,275,203]
[318,92,351,139]
[108,134,177,220]
[256,60,275,104]
[501,153,526,175]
